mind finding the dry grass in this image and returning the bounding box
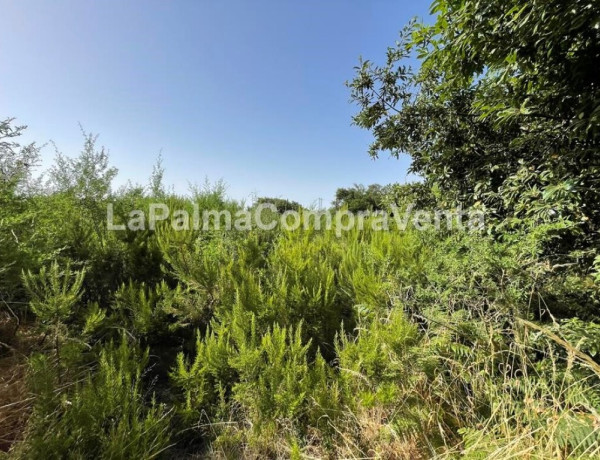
[0,356,30,452]
[326,407,427,460]
[0,316,39,453]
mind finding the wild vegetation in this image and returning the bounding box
[1,0,599,458]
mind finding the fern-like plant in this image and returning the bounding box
[22,260,85,380]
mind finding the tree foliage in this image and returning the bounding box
[254,196,303,213]
[333,183,386,212]
[348,0,600,254]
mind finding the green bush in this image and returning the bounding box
[17,339,172,459]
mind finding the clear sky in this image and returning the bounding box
[1,0,432,206]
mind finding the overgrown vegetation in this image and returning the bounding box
[1,0,599,458]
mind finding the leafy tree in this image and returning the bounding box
[0,119,41,307]
[381,181,438,210]
[0,118,40,196]
[48,130,118,242]
[348,0,600,255]
[49,131,117,202]
[254,196,303,213]
[333,184,385,212]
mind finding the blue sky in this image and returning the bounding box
[1,0,432,206]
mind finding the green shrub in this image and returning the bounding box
[18,339,172,459]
